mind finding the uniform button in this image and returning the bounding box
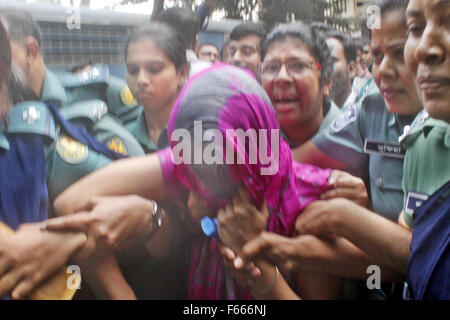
[376,178,383,188]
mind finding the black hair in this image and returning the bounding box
[0,10,42,48]
[370,0,409,16]
[124,22,187,71]
[230,23,265,42]
[157,7,200,49]
[324,29,357,64]
[261,22,333,87]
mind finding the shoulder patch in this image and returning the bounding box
[56,135,88,164]
[330,103,357,133]
[105,136,128,156]
[120,85,138,107]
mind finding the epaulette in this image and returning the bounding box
[59,100,108,126]
[56,65,109,88]
[93,115,145,157]
[7,101,58,141]
[399,110,429,145]
[106,75,141,124]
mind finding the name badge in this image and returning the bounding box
[405,191,429,216]
[364,139,405,158]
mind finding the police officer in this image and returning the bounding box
[290,0,424,299]
[0,19,87,300]
[1,10,144,204]
[401,0,450,299]
[0,10,143,154]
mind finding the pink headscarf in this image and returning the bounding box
[160,64,331,299]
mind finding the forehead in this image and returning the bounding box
[407,0,450,15]
[233,34,261,49]
[265,37,314,60]
[126,37,169,61]
[199,44,218,52]
[372,9,407,47]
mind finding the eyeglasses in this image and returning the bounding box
[261,59,322,80]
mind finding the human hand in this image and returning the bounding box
[45,195,154,258]
[295,198,357,238]
[217,188,268,253]
[0,222,86,299]
[235,231,303,275]
[218,244,261,288]
[322,170,369,207]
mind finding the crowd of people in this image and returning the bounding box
[0,0,448,301]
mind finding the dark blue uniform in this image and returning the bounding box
[0,133,48,230]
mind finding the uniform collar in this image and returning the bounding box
[0,133,9,150]
[40,68,68,107]
[389,112,417,130]
[132,109,168,153]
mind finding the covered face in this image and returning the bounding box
[164,63,331,236]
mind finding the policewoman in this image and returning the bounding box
[295,0,423,222]
[401,0,450,300]
[108,22,190,300]
[124,23,188,154]
[289,0,423,300]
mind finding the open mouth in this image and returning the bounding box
[273,97,298,113]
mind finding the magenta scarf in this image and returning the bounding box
[164,64,331,299]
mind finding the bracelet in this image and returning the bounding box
[257,265,279,295]
[151,200,163,230]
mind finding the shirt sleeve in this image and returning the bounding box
[312,101,369,175]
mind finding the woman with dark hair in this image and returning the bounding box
[124,23,188,154]
[46,64,340,299]
[233,0,424,300]
[260,22,339,149]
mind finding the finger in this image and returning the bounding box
[219,246,236,262]
[42,212,93,231]
[0,269,24,298]
[232,192,242,209]
[239,232,272,260]
[320,188,363,201]
[0,257,11,278]
[224,203,233,217]
[260,199,269,218]
[238,187,252,205]
[11,277,37,300]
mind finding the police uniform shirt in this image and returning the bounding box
[400,111,450,228]
[0,132,48,230]
[125,109,170,153]
[312,93,417,221]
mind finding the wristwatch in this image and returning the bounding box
[151,200,163,230]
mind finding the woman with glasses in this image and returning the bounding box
[260,22,340,149]
[229,0,424,300]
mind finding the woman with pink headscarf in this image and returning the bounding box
[47,64,333,299]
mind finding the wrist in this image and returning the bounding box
[141,200,164,241]
[332,199,355,238]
